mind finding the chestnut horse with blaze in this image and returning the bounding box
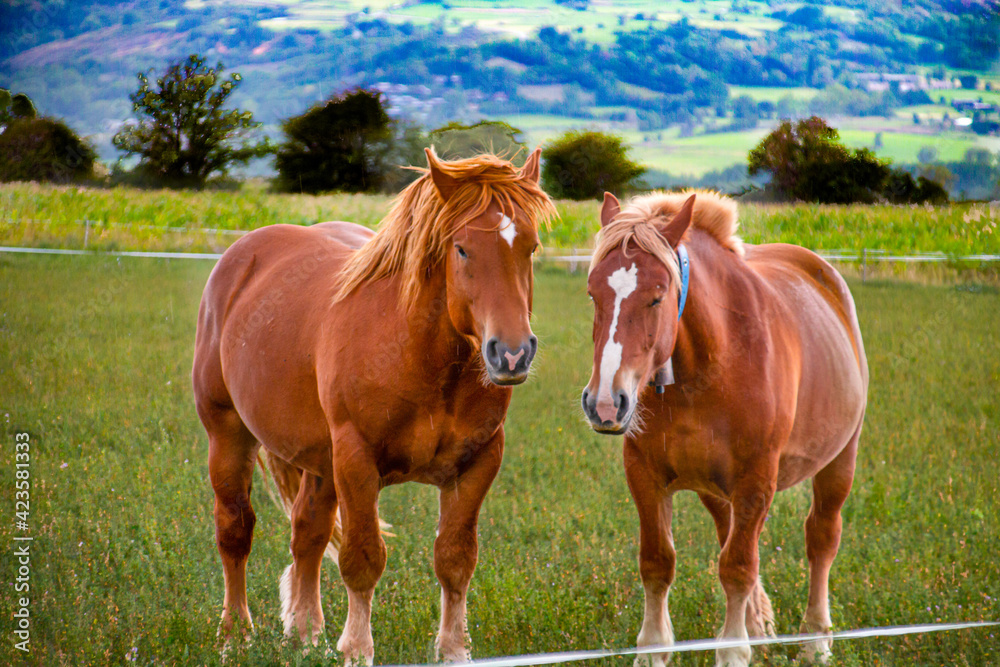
[581,191,868,667]
[192,149,553,663]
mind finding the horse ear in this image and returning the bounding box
[425,147,460,202]
[600,192,621,228]
[519,147,542,183]
[660,194,696,248]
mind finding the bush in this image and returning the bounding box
[274,89,393,194]
[541,130,646,200]
[749,116,891,203]
[883,170,949,204]
[0,117,96,183]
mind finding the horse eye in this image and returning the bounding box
[455,244,468,259]
[649,297,662,307]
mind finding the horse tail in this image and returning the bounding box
[746,578,777,639]
[256,451,394,563]
[256,452,344,561]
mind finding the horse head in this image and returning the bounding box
[581,192,696,434]
[427,147,545,385]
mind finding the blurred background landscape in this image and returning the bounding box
[2,0,999,198]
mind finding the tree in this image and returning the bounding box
[113,54,271,189]
[0,89,37,124]
[917,146,938,164]
[748,116,893,204]
[749,116,952,204]
[274,89,393,194]
[541,130,646,200]
[0,117,96,183]
[428,120,527,165]
[10,93,36,119]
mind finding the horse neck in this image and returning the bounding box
[671,232,756,373]
[398,268,476,371]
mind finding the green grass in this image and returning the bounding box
[4,183,1000,257]
[1,255,998,665]
[729,86,821,102]
[837,129,980,164]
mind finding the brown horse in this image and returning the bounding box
[581,191,868,667]
[192,149,554,663]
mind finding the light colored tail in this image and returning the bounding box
[256,451,393,564]
[256,451,343,560]
[746,578,777,639]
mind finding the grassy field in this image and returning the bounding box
[3,183,1000,259]
[0,254,998,666]
[256,0,783,42]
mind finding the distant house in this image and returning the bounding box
[952,99,997,113]
[854,72,957,93]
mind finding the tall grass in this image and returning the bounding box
[0,255,997,665]
[2,183,998,258]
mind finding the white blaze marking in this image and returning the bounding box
[598,264,638,406]
[498,213,517,247]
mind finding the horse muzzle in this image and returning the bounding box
[483,335,537,385]
[581,387,634,434]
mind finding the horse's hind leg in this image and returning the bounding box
[283,471,337,646]
[699,494,775,640]
[203,406,260,638]
[799,420,861,665]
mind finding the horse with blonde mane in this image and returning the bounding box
[192,148,554,663]
[581,190,868,667]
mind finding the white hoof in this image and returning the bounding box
[634,650,671,667]
[797,639,832,665]
[715,645,751,667]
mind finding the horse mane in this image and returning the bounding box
[335,153,556,305]
[590,189,744,284]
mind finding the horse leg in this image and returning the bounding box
[282,471,337,646]
[798,422,860,665]
[434,431,504,662]
[332,425,385,666]
[699,494,776,641]
[715,481,775,667]
[205,407,260,639]
[625,442,676,667]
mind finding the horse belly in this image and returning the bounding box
[778,295,865,489]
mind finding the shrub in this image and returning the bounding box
[541,130,646,200]
[0,117,96,183]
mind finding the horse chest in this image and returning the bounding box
[376,393,507,486]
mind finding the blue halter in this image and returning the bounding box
[676,244,690,320]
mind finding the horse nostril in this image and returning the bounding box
[528,335,538,358]
[616,392,630,422]
[485,338,500,368]
[581,389,591,414]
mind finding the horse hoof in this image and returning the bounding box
[797,643,832,665]
[634,652,671,667]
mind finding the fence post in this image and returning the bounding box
[83,219,90,249]
[861,248,866,283]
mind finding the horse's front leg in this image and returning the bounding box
[434,430,504,662]
[332,423,386,666]
[624,441,676,667]
[715,480,775,667]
